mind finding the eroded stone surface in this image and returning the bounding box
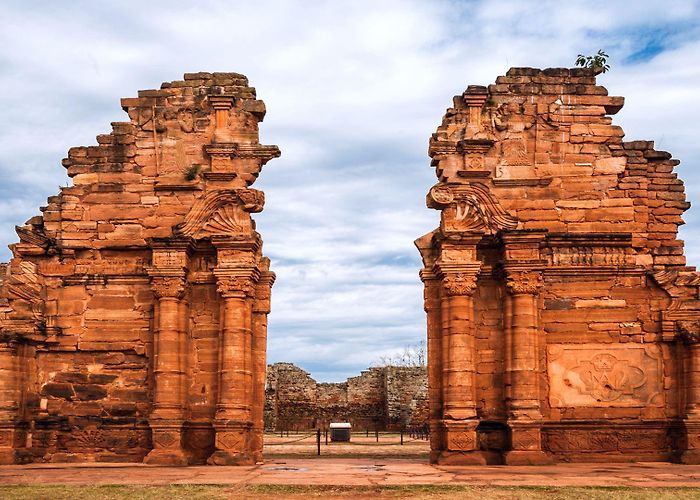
[416,67,700,465]
[0,72,278,465]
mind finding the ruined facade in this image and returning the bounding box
[0,73,278,465]
[264,363,428,431]
[416,67,700,465]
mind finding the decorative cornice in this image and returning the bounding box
[204,143,281,164]
[506,271,543,295]
[151,276,187,300]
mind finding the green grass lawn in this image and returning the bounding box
[1,484,700,500]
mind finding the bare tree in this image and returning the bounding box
[377,340,426,367]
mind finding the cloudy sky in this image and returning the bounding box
[1,0,699,381]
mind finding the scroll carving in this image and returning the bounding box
[506,271,543,295]
[175,189,264,239]
[428,183,518,234]
[5,261,44,322]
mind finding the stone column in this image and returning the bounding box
[0,341,19,465]
[145,275,188,465]
[420,269,443,462]
[208,272,257,465]
[250,270,274,462]
[438,264,484,463]
[678,323,700,463]
[504,270,551,465]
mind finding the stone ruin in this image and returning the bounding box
[2,66,700,468]
[416,67,700,465]
[264,363,428,432]
[0,73,279,465]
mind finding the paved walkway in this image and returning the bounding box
[2,459,700,488]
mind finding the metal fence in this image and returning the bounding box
[264,425,429,456]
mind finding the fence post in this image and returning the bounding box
[325,429,328,446]
[317,429,321,456]
[375,429,379,443]
[400,429,403,445]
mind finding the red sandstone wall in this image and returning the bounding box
[418,67,700,465]
[0,73,278,464]
[264,363,428,431]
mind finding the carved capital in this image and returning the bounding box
[677,321,700,344]
[151,277,186,300]
[442,273,478,297]
[506,271,543,295]
[217,276,256,298]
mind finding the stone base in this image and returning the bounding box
[504,450,554,465]
[143,448,189,466]
[680,449,700,464]
[208,421,252,465]
[0,447,17,465]
[207,450,255,466]
[435,450,501,465]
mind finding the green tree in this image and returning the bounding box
[575,49,610,74]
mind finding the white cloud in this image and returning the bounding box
[1,0,699,380]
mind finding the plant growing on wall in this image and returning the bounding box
[575,49,610,74]
[183,163,201,181]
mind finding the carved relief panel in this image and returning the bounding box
[547,344,663,408]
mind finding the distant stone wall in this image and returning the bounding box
[265,363,428,431]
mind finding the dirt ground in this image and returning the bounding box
[2,436,700,498]
[264,432,430,458]
[2,458,700,489]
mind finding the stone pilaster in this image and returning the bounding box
[436,261,485,464]
[250,268,274,463]
[145,274,189,465]
[440,269,479,421]
[420,268,444,461]
[678,322,700,463]
[504,270,551,464]
[208,270,257,465]
[0,341,20,464]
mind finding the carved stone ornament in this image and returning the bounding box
[216,430,244,451]
[446,430,475,451]
[511,428,541,451]
[547,344,662,408]
[677,320,700,344]
[506,271,543,295]
[175,189,264,239]
[6,261,44,322]
[429,185,454,205]
[217,276,256,298]
[151,277,187,300]
[443,273,478,296]
[429,183,518,234]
